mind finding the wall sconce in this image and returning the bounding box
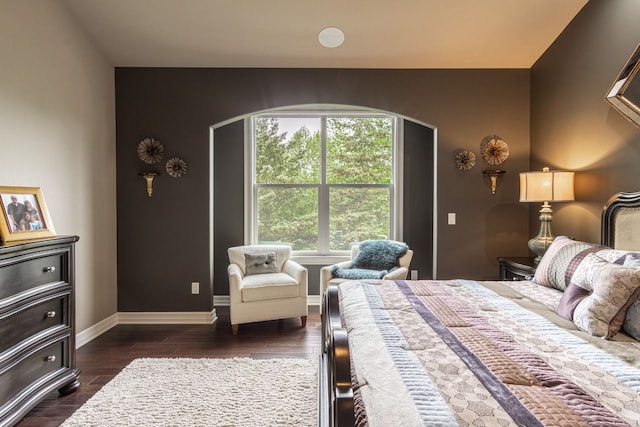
[519,167,575,263]
[138,172,159,197]
[482,170,506,195]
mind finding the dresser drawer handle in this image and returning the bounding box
[44,266,56,273]
[46,311,56,318]
[46,355,56,363]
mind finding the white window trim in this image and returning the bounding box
[244,109,404,263]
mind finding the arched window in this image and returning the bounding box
[246,109,403,257]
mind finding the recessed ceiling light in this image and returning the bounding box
[318,27,344,48]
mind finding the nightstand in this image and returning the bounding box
[497,257,536,281]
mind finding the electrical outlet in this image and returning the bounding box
[410,270,418,280]
[191,282,199,295]
[448,212,456,225]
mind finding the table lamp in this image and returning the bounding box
[519,167,575,263]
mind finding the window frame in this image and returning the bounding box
[245,109,404,263]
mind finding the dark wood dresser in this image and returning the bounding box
[0,236,79,427]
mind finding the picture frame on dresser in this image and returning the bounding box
[0,186,55,243]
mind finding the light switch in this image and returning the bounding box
[448,213,456,225]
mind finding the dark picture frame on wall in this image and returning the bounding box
[0,186,56,243]
[606,43,640,128]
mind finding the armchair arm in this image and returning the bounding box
[331,260,353,270]
[227,263,244,304]
[383,266,409,280]
[320,260,353,297]
[320,266,333,297]
[282,259,308,298]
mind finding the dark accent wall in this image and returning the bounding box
[403,120,434,279]
[531,0,640,244]
[213,121,244,297]
[116,68,531,312]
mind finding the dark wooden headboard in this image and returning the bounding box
[601,191,640,250]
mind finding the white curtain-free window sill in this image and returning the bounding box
[291,255,351,265]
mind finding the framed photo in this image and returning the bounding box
[0,186,56,243]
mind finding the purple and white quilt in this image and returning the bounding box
[339,279,640,426]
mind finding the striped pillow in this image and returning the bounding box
[533,236,608,291]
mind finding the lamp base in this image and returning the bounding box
[528,236,555,264]
[529,202,555,264]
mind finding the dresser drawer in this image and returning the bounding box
[0,296,68,352]
[0,339,66,406]
[0,237,78,426]
[0,253,64,300]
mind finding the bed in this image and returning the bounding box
[319,191,640,426]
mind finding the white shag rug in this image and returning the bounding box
[62,357,318,427]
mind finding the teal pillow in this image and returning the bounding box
[332,267,387,280]
[351,240,408,271]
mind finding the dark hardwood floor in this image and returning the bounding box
[16,306,321,427]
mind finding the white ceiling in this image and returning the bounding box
[61,0,588,69]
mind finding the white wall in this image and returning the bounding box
[0,1,117,333]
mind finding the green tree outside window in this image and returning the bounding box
[254,114,394,252]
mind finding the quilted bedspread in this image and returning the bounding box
[338,279,640,426]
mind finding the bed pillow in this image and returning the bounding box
[244,252,279,275]
[533,236,608,291]
[351,240,408,271]
[595,249,640,264]
[571,254,640,339]
[612,252,640,267]
[556,252,605,320]
[557,283,591,321]
[620,254,640,340]
[625,299,640,340]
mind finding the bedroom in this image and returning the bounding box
[1,0,640,425]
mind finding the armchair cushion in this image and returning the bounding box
[350,240,408,271]
[332,266,387,280]
[245,252,279,275]
[241,272,300,302]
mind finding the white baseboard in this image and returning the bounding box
[213,295,321,306]
[76,309,217,348]
[213,295,230,306]
[76,296,321,349]
[76,313,118,349]
[307,295,320,306]
[118,309,218,325]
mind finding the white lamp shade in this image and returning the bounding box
[519,169,574,202]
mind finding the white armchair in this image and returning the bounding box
[320,240,413,297]
[227,245,308,335]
